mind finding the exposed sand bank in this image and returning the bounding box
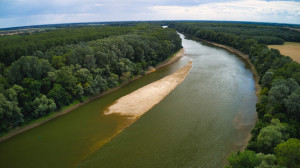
[156,49,184,69]
[105,61,192,118]
[0,49,185,143]
[144,48,184,74]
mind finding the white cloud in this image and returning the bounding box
[1,0,299,28]
[149,0,300,24]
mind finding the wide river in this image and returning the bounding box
[0,33,257,168]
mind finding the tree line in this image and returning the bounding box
[0,26,137,66]
[169,22,300,45]
[0,23,182,133]
[169,22,300,168]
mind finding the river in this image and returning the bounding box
[0,33,257,168]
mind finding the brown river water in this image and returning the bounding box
[0,33,257,168]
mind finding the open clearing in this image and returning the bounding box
[268,42,300,63]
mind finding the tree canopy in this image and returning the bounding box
[0,23,182,132]
[168,21,300,168]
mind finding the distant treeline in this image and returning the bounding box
[169,22,300,168]
[0,26,137,65]
[170,22,300,45]
[0,24,182,133]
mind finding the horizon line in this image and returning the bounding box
[1,19,300,30]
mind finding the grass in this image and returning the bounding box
[268,42,300,63]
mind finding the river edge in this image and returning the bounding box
[202,39,261,96]
[0,49,184,143]
[182,34,260,152]
[105,61,192,117]
[184,34,261,96]
[198,38,260,151]
[77,61,192,165]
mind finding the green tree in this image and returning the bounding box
[0,62,5,75]
[268,82,289,106]
[261,71,273,88]
[7,56,53,84]
[256,153,283,168]
[275,138,300,168]
[83,54,96,70]
[292,72,300,85]
[5,84,23,102]
[227,150,260,168]
[51,56,65,69]
[21,78,42,98]
[0,93,23,132]
[68,44,93,67]
[47,84,72,108]
[257,119,287,153]
[284,89,300,117]
[107,73,119,88]
[90,75,108,95]
[55,66,77,95]
[32,95,56,118]
[268,78,299,113]
[75,68,92,84]
[257,125,282,153]
[75,84,84,101]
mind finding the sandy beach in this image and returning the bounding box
[0,49,185,143]
[156,49,184,69]
[105,61,192,118]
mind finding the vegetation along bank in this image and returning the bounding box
[105,61,192,118]
[169,21,300,168]
[0,23,182,139]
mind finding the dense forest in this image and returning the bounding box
[0,23,182,133]
[169,22,300,168]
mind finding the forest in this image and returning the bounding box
[0,23,182,133]
[169,22,300,168]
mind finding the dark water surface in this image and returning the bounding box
[0,33,257,168]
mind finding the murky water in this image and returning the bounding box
[0,33,257,168]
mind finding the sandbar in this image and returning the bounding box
[105,61,192,118]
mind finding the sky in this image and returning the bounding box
[0,0,300,28]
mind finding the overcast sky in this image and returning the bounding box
[0,0,299,28]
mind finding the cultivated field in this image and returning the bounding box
[269,42,300,63]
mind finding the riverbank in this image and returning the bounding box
[0,49,185,143]
[105,61,192,118]
[199,39,260,151]
[182,34,260,152]
[187,36,260,96]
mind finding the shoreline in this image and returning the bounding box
[186,35,260,96]
[183,34,260,151]
[105,61,192,118]
[199,40,260,151]
[204,40,261,95]
[0,49,185,143]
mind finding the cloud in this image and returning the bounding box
[149,0,300,23]
[0,0,299,28]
